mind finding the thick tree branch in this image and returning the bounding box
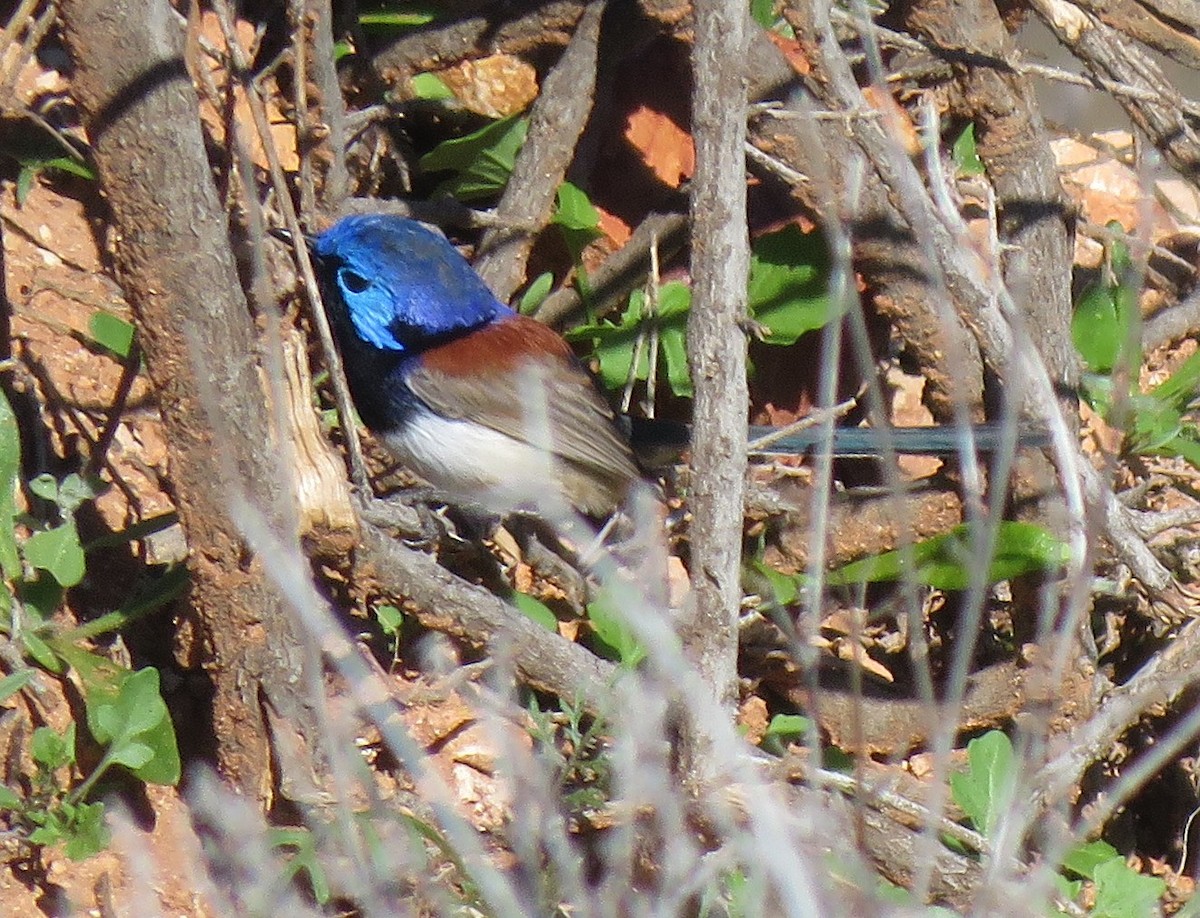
[355,520,619,704]
[370,0,588,91]
[472,0,606,301]
[60,0,322,801]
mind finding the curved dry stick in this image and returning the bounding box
[472,0,607,302]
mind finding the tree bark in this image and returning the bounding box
[60,0,322,803]
[678,0,749,786]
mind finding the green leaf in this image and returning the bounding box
[952,123,986,176]
[110,740,155,771]
[21,629,63,673]
[764,714,810,742]
[88,311,135,360]
[1146,348,1200,411]
[565,282,693,397]
[0,390,21,581]
[86,667,180,786]
[31,723,75,771]
[36,156,94,180]
[56,473,104,515]
[62,800,109,860]
[1147,430,1200,465]
[53,644,180,787]
[0,669,33,704]
[1062,839,1122,880]
[1053,872,1083,908]
[518,272,555,314]
[359,6,437,30]
[419,115,528,201]
[511,592,558,632]
[587,593,645,667]
[28,473,59,502]
[826,521,1070,590]
[553,182,600,234]
[660,322,692,397]
[747,557,799,607]
[750,0,777,28]
[1072,276,1139,375]
[554,181,601,263]
[1126,392,1185,453]
[949,730,1015,838]
[410,72,454,101]
[657,283,694,397]
[270,827,332,905]
[760,713,810,755]
[28,823,64,847]
[24,521,86,587]
[747,226,833,345]
[375,604,403,637]
[15,165,34,206]
[0,785,21,810]
[1091,857,1165,918]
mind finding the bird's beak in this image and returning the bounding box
[269,226,317,250]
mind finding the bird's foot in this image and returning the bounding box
[357,488,450,549]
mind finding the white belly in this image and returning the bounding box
[380,409,574,519]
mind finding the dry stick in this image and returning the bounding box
[749,20,989,421]
[0,0,50,104]
[290,0,314,219]
[1073,0,1200,70]
[826,6,1200,120]
[61,0,322,799]
[289,0,350,217]
[472,0,606,302]
[338,194,510,230]
[232,500,530,917]
[1076,219,1198,278]
[787,2,1179,611]
[900,0,1077,390]
[1032,618,1200,815]
[801,764,990,855]
[893,0,1076,896]
[677,0,750,787]
[203,0,371,497]
[204,4,382,878]
[1144,283,1200,352]
[1028,0,1200,178]
[645,233,661,416]
[1131,505,1200,538]
[534,210,689,327]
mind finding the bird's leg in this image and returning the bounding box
[357,486,452,549]
[503,517,589,612]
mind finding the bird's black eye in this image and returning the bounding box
[340,269,370,293]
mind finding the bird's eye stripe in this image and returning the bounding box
[340,268,370,293]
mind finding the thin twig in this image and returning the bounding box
[827,5,1200,121]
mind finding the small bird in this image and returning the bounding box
[305,213,644,525]
[299,214,1047,527]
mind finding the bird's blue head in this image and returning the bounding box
[311,214,511,353]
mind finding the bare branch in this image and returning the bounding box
[676,0,750,785]
[472,0,606,302]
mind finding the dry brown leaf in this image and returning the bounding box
[833,639,895,683]
[623,104,694,188]
[438,54,538,118]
